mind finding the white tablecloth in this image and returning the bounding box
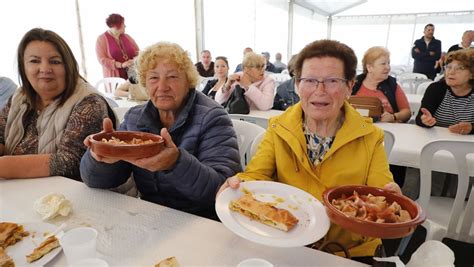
[0,177,366,267]
[376,123,474,175]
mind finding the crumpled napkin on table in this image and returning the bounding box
[34,193,72,220]
[373,240,455,267]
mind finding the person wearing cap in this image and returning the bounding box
[261,52,277,73]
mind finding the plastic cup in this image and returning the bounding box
[70,258,108,267]
[237,258,273,267]
[59,227,98,265]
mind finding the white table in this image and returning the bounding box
[0,177,366,267]
[376,123,474,176]
[405,94,422,115]
[114,98,147,108]
[229,110,284,129]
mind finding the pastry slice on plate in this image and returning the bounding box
[25,235,60,263]
[0,247,14,267]
[0,222,29,249]
[229,193,299,231]
[155,256,180,267]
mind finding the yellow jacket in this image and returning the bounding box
[238,101,393,257]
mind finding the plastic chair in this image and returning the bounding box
[231,119,266,169]
[415,81,434,95]
[95,77,126,97]
[418,140,474,242]
[383,129,395,157]
[397,72,428,81]
[398,78,431,94]
[113,106,130,123]
[249,131,265,160]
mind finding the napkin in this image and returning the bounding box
[34,193,72,220]
[374,240,455,267]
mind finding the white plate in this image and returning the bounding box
[216,181,330,247]
[5,222,64,266]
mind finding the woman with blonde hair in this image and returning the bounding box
[215,52,275,110]
[81,42,241,220]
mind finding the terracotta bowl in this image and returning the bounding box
[89,131,164,159]
[323,185,425,239]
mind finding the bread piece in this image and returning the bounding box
[0,247,14,267]
[229,193,299,231]
[155,256,180,267]
[26,236,60,263]
[0,222,29,249]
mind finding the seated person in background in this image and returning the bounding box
[352,46,411,187]
[234,47,253,73]
[201,56,229,99]
[215,52,275,111]
[261,52,277,73]
[273,54,300,110]
[416,49,474,135]
[195,50,215,77]
[447,30,473,53]
[80,42,241,220]
[114,65,148,101]
[352,46,411,123]
[218,39,400,264]
[272,52,287,73]
[0,28,115,180]
[0,77,17,110]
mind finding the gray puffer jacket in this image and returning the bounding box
[80,89,241,220]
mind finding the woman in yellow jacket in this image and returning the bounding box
[219,39,400,264]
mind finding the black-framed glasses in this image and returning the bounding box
[297,77,348,91]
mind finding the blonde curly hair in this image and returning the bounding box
[135,42,199,88]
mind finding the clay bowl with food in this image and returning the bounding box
[323,185,425,239]
[89,131,164,160]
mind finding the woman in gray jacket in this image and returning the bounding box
[80,42,241,220]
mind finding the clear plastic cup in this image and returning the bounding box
[237,258,273,267]
[59,227,98,265]
[70,258,108,267]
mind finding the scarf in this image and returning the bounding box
[4,79,98,154]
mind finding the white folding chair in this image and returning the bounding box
[231,119,266,169]
[249,131,265,161]
[397,72,428,81]
[419,140,474,242]
[383,129,395,157]
[112,107,130,123]
[95,77,127,97]
[398,78,431,94]
[416,81,434,95]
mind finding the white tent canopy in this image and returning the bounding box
[1,0,472,86]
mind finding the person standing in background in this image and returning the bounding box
[273,52,287,73]
[411,23,442,80]
[0,77,17,110]
[96,13,139,80]
[195,50,215,77]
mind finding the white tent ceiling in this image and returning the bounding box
[297,0,474,16]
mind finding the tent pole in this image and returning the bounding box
[287,0,294,61]
[75,0,87,79]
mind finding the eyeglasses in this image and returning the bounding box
[444,64,467,73]
[252,64,266,70]
[297,77,348,91]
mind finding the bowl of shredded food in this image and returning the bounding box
[323,185,425,238]
[89,131,164,159]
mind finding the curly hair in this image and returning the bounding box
[242,52,265,69]
[106,13,124,28]
[16,28,80,110]
[293,39,357,81]
[135,42,199,88]
[445,49,474,86]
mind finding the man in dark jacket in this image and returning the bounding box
[411,23,442,80]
